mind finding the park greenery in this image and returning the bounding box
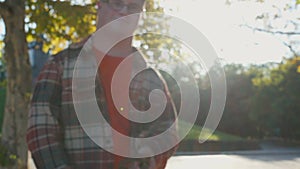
[162,56,300,140]
[0,0,299,168]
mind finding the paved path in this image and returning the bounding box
[166,149,300,169]
[28,144,300,169]
[166,153,300,169]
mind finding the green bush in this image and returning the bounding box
[0,140,17,167]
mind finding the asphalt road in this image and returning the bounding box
[28,147,300,169]
[166,152,300,169]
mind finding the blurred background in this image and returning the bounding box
[0,0,300,169]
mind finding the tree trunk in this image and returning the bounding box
[0,0,31,169]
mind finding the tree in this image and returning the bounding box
[221,0,300,140]
[217,64,256,137]
[135,0,183,68]
[0,0,95,168]
[25,0,96,53]
[250,57,300,139]
[0,1,31,168]
[233,0,300,56]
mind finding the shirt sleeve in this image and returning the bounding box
[26,57,72,169]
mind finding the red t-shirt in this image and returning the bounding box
[99,55,132,169]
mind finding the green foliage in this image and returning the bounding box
[25,0,182,57]
[135,0,183,67]
[204,63,258,137]
[0,140,17,167]
[221,64,255,135]
[25,0,97,53]
[188,58,300,140]
[0,41,3,59]
[250,56,300,139]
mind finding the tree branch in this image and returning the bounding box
[241,24,300,56]
[282,41,298,56]
[241,24,300,36]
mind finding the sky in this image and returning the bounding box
[1,0,299,65]
[161,0,299,65]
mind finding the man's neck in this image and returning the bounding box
[106,37,134,57]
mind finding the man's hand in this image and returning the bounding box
[136,157,156,169]
[119,157,156,169]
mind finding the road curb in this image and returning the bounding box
[175,149,300,156]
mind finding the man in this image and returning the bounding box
[27,0,178,169]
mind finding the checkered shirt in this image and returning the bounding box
[26,46,179,169]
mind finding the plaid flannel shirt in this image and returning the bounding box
[27,44,179,169]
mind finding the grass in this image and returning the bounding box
[179,120,244,142]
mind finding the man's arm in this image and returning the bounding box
[27,57,72,169]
